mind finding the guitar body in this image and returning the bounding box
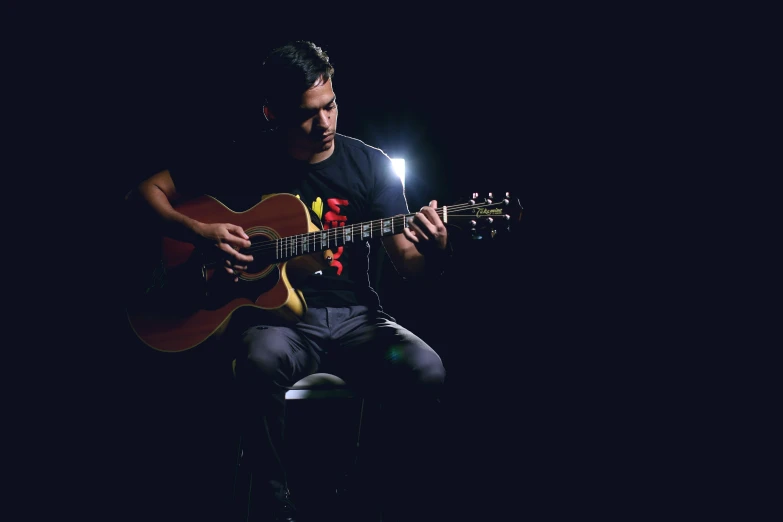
[127,193,332,353]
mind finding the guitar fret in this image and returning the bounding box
[272,209,460,262]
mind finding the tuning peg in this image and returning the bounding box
[485,217,494,225]
[488,192,493,199]
[472,192,479,199]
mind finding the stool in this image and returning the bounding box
[231,372,376,521]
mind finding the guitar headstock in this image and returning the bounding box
[443,192,523,240]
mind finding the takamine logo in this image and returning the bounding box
[476,208,503,215]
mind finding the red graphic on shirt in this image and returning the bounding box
[322,198,349,275]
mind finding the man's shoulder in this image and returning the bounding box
[336,133,388,159]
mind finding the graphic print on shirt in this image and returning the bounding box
[260,193,349,275]
[310,197,323,223]
[320,197,349,275]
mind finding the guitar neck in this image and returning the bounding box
[258,198,510,262]
[270,211,419,262]
[193,195,514,266]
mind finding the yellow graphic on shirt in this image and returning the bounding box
[311,197,323,220]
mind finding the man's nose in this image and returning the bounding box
[315,109,330,128]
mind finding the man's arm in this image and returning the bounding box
[134,169,205,244]
[130,169,253,278]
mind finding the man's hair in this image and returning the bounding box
[262,40,335,112]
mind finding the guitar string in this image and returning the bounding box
[242,203,506,255]
[233,201,511,258]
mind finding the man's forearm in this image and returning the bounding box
[136,185,203,244]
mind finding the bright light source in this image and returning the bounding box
[391,158,405,188]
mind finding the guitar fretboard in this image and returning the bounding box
[274,213,413,261]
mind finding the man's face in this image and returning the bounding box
[279,77,337,157]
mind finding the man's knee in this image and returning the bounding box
[418,352,446,387]
[240,326,292,381]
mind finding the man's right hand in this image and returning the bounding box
[194,222,254,281]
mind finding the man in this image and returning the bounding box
[129,40,449,521]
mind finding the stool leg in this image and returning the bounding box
[335,398,385,522]
[232,435,242,503]
[353,397,365,470]
[231,435,252,522]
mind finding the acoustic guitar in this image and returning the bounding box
[126,192,521,352]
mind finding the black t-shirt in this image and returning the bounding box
[168,132,410,310]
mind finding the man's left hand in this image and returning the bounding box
[402,200,448,255]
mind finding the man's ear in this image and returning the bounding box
[263,105,275,123]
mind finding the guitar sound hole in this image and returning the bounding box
[243,233,275,275]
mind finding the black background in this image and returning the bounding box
[14,5,732,521]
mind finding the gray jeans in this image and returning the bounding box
[232,305,446,501]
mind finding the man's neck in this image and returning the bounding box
[308,146,334,164]
[287,142,334,164]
